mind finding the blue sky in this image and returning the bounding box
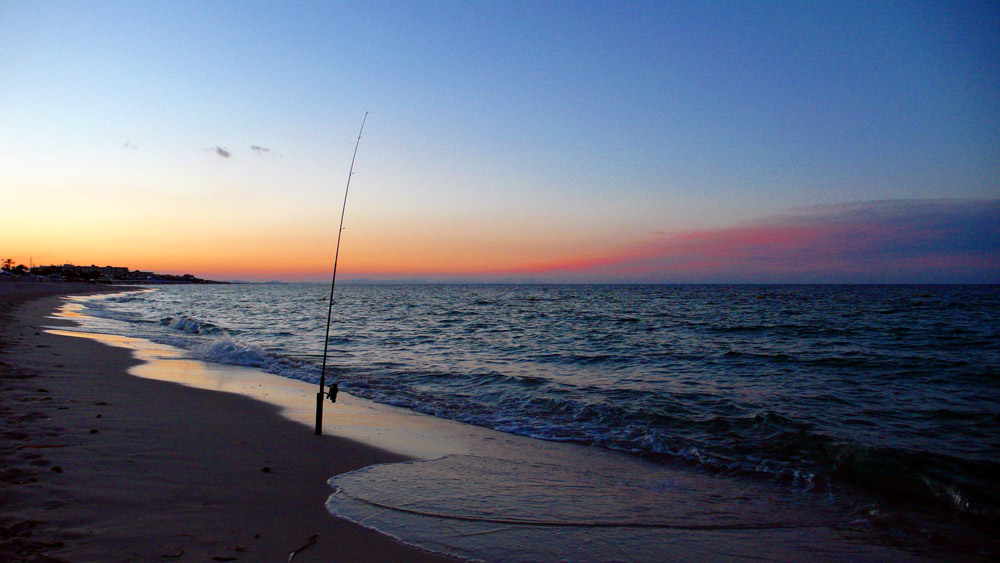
[1,1,997,281]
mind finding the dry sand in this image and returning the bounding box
[0,283,455,562]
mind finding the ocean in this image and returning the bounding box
[65,283,999,560]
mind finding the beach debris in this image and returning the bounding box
[211,557,237,562]
[160,546,185,558]
[50,466,62,473]
[234,545,248,552]
[89,428,99,434]
[287,533,319,562]
[261,466,271,473]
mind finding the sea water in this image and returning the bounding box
[65,284,999,559]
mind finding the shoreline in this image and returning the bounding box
[0,284,455,562]
[3,284,975,561]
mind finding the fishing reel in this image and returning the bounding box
[326,382,339,404]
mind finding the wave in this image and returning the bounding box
[334,366,1000,521]
[159,316,223,335]
[107,292,149,303]
[75,293,321,385]
[184,336,319,382]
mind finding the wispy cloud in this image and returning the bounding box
[513,199,1000,283]
[214,146,231,158]
[250,145,270,155]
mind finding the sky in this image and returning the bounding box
[2,1,997,283]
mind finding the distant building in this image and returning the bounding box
[22,263,216,284]
[53,264,130,280]
[102,266,129,279]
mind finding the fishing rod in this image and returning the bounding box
[316,111,369,435]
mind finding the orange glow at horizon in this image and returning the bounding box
[8,174,994,284]
[4,211,621,281]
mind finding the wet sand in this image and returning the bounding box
[0,283,454,562]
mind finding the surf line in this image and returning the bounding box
[329,487,839,530]
[316,112,369,435]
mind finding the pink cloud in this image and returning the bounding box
[510,199,1000,283]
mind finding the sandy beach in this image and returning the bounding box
[0,283,455,562]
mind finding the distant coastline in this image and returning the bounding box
[0,262,227,285]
